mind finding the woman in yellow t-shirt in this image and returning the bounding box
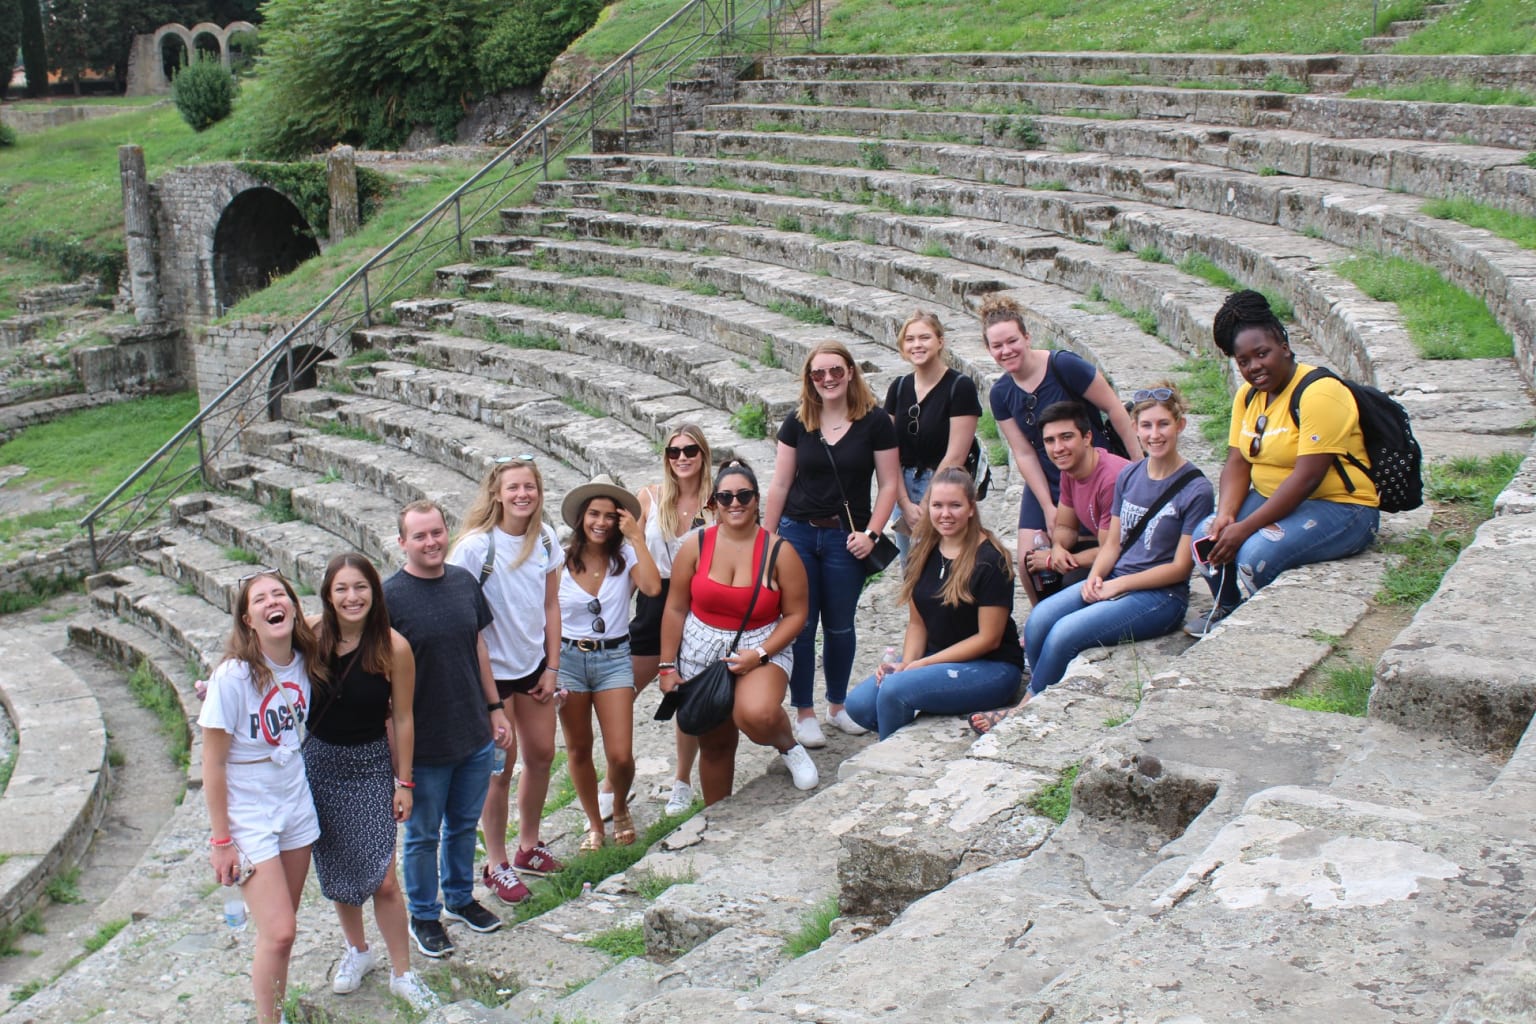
[1187,291,1380,636]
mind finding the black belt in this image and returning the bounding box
[562,635,629,652]
[805,516,844,529]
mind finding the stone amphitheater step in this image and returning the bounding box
[0,628,109,932]
[346,323,776,469]
[731,77,1536,150]
[0,391,123,443]
[546,154,1535,458]
[671,125,1536,399]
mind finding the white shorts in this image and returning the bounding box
[225,757,321,864]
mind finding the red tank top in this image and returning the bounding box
[690,527,782,630]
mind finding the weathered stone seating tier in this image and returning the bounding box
[733,77,1536,150]
[759,51,1536,97]
[0,631,109,932]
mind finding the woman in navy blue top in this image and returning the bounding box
[981,293,1140,604]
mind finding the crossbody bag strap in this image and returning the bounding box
[730,528,774,649]
[1119,465,1205,552]
[478,529,497,587]
[815,429,861,535]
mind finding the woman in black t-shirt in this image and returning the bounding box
[764,340,900,748]
[843,468,1023,739]
[883,310,982,562]
[303,553,439,1009]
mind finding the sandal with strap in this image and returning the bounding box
[611,809,637,847]
[969,708,1012,736]
[579,828,605,853]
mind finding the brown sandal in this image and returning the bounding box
[969,708,1012,736]
[612,809,637,847]
[579,828,605,853]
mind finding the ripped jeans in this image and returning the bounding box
[843,659,1023,739]
[1195,490,1379,608]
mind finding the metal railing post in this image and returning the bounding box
[540,126,549,179]
[197,428,209,487]
[454,196,464,254]
[86,519,98,573]
[361,269,371,327]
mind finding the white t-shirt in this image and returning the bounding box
[448,523,560,679]
[559,542,639,640]
[197,653,311,765]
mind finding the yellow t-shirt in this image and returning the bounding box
[1227,363,1379,507]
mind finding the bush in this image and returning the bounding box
[0,124,16,149]
[477,0,606,92]
[173,54,238,133]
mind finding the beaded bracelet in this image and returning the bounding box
[209,836,233,848]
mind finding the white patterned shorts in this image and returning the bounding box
[678,614,794,681]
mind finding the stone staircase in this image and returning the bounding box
[1363,1,1462,52]
[3,46,1536,1024]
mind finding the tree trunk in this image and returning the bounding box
[19,0,46,100]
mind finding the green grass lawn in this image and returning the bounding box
[1334,253,1513,360]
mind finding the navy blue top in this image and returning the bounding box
[988,350,1111,496]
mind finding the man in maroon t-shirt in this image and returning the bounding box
[1039,401,1133,592]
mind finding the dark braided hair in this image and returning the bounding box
[1212,289,1289,357]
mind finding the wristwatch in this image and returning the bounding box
[487,700,505,711]
[754,645,769,662]
[864,529,880,542]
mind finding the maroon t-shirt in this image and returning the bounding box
[1058,449,1132,534]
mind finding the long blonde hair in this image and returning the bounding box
[456,458,546,571]
[221,570,326,692]
[900,467,1014,607]
[796,340,879,431]
[657,423,714,542]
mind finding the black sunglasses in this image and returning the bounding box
[712,489,758,507]
[665,443,702,460]
[1020,391,1038,427]
[587,597,605,634]
[906,402,922,436]
[1250,414,1269,458]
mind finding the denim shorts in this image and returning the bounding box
[558,640,634,694]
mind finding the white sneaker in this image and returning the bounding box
[781,744,819,790]
[389,970,442,1010]
[793,715,827,749]
[332,944,376,994]
[664,779,694,815]
[827,708,869,736]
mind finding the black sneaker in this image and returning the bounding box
[409,916,454,958]
[443,899,503,933]
[1184,604,1237,638]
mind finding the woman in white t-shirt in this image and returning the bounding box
[198,569,323,1024]
[447,456,563,906]
[557,476,661,852]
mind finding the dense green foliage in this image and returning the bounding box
[19,0,46,97]
[172,53,237,131]
[0,124,14,148]
[251,0,604,157]
[0,1,21,92]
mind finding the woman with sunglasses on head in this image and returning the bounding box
[843,467,1022,739]
[971,383,1213,734]
[764,341,900,749]
[659,460,817,801]
[603,424,714,817]
[199,569,323,1024]
[445,456,563,907]
[303,553,439,1010]
[557,476,661,851]
[980,294,1141,606]
[883,310,982,564]
[1186,290,1380,636]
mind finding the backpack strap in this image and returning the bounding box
[1119,465,1205,553]
[479,530,497,587]
[1285,367,1356,496]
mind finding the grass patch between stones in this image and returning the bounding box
[1422,195,1536,250]
[127,659,190,770]
[1173,355,1234,451]
[783,896,840,957]
[583,923,646,959]
[1030,764,1079,824]
[1335,253,1512,359]
[1346,80,1536,106]
[1279,659,1374,715]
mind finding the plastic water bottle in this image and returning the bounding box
[1032,530,1059,590]
[223,897,248,932]
[492,744,507,776]
[880,646,900,673]
[581,881,593,898]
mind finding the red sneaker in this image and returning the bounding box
[481,862,531,905]
[512,842,565,877]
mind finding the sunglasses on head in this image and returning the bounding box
[1250,414,1269,458]
[1132,388,1174,403]
[238,568,284,585]
[586,597,605,634]
[712,488,758,507]
[495,453,537,464]
[665,443,702,461]
[809,364,847,383]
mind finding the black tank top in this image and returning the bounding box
[309,648,392,746]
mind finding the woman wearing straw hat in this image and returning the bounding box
[557,475,662,851]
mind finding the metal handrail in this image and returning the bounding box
[80,0,820,570]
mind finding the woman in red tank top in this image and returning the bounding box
[658,461,819,803]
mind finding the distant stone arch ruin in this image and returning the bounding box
[212,188,321,312]
[126,21,257,97]
[266,344,333,419]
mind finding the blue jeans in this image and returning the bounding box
[403,741,493,919]
[891,466,932,562]
[844,659,1023,739]
[1196,491,1380,608]
[1024,585,1187,695]
[780,518,864,709]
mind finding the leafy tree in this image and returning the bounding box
[18,0,43,97]
[476,0,604,92]
[0,0,22,99]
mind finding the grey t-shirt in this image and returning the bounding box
[1111,462,1215,593]
[382,565,494,765]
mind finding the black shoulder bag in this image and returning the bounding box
[816,429,900,577]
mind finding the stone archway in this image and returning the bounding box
[158,29,190,82]
[211,188,320,312]
[266,344,332,419]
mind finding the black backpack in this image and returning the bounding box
[1243,367,1423,513]
[1044,352,1133,460]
